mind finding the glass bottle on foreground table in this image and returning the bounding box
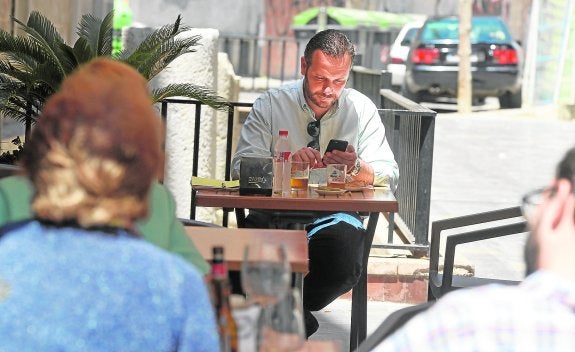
[210,246,238,352]
[273,130,291,197]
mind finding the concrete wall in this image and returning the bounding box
[6,0,111,43]
[0,0,13,33]
[129,0,263,36]
[125,26,239,221]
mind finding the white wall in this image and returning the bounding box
[125,27,239,220]
[129,0,263,36]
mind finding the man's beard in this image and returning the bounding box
[524,231,538,276]
[303,75,336,110]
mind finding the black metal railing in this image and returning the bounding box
[347,66,391,108]
[379,91,436,247]
[159,99,252,226]
[219,34,302,90]
[346,66,436,249]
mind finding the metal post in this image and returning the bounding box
[317,7,327,32]
[457,0,472,113]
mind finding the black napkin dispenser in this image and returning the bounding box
[239,156,273,196]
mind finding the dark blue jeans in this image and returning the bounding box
[243,210,366,312]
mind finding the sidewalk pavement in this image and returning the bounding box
[309,297,412,350]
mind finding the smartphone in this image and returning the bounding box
[325,139,348,153]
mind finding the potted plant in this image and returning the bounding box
[0,10,228,164]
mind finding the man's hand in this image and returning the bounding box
[292,147,324,169]
[322,144,357,172]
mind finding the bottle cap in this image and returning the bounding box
[212,246,224,263]
[279,130,288,136]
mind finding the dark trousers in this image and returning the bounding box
[243,210,366,312]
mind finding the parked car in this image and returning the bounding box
[402,16,523,109]
[388,21,423,90]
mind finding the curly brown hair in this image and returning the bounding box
[22,58,163,229]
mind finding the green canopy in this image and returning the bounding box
[293,7,425,29]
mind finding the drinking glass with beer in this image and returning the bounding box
[290,161,310,190]
[326,164,347,189]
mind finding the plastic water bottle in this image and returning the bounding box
[273,130,291,197]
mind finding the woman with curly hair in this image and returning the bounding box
[0,58,218,351]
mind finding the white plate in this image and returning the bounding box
[345,186,369,192]
[314,188,347,196]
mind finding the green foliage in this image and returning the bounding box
[0,10,228,127]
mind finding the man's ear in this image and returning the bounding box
[300,56,307,76]
[551,179,574,229]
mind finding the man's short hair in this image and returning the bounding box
[557,147,575,186]
[304,29,355,66]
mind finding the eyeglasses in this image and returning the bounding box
[307,120,320,150]
[521,187,556,220]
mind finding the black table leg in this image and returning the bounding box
[350,212,379,351]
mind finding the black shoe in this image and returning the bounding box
[304,309,319,337]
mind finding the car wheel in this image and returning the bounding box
[499,89,522,109]
[401,82,420,103]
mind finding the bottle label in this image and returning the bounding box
[211,263,227,277]
[275,151,291,162]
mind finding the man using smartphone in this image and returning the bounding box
[231,29,399,337]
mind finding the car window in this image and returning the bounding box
[421,20,459,41]
[471,18,511,43]
[421,17,512,44]
[400,28,419,46]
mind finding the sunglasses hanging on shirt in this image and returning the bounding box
[307,120,320,150]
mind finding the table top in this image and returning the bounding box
[184,226,308,273]
[193,186,398,213]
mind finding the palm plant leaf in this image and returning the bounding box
[151,83,230,111]
[0,80,42,124]
[0,30,54,69]
[77,12,113,57]
[1,53,61,93]
[0,9,232,138]
[125,36,199,80]
[24,11,65,47]
[0,86,43,123]
[131,15,189,54]
[122,15,200,80]
[72,37,94,65]
[12,13,69,77]
[57,41,81,74]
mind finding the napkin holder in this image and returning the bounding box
[239,156,273,196]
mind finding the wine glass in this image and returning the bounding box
[242,242,305,351]
[241,242,291,306]
[258,288,306,352]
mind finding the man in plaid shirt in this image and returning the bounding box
[374,147,575,351]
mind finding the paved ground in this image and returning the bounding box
[430,104,575,280]
[312,103,575,350]
[309,299,411,350]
